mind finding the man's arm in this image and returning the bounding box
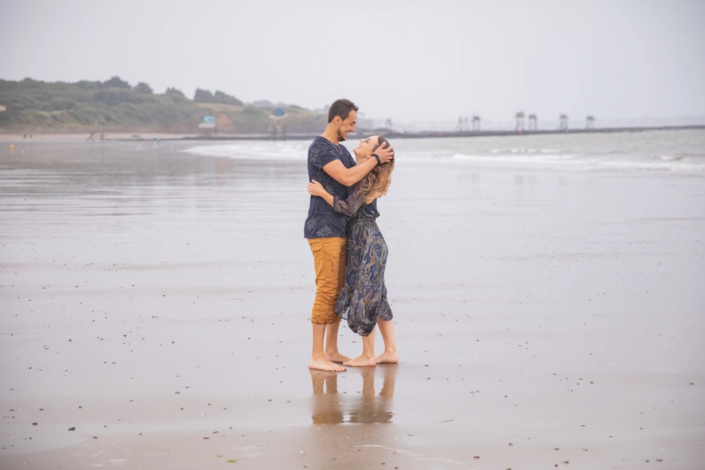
[322,143,394,186]
[322,158,377,187]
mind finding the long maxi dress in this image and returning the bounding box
[332,176,393,336]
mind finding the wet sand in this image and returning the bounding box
[1,140,704,469]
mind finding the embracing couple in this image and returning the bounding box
[304,99,398,372]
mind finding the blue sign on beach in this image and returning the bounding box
[204,116,215,124]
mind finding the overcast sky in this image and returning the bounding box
[1,0,704,123]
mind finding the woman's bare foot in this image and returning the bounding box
[376,350,399,364]
[309,357,346,372]
[325,352,352,364]
[343,355,377,367]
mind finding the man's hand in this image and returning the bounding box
[375,142,394,164]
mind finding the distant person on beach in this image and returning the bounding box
[307,135,398,368]
[304,99,394,372]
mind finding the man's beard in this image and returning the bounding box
[336,129,346,142]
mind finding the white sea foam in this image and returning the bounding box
[186,143,308,161]
[489,148,562,154]
[451,153,705,173]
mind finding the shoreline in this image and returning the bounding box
[0,124,703,142]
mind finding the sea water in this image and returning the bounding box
[186,129,705,174]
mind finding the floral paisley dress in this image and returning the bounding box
[332,176,393,336]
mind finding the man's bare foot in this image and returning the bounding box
[376,350,399,364]
[325,352,352,364]
[343,355,377,367]
[309,357,346,372]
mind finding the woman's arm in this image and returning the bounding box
[307,181,335,206]
[307,178,367,217]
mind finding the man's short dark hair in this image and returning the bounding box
[328,99,359,123]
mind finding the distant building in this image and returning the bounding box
[215,112,236,132]
[199,115,217,135]
[268,109,287,140]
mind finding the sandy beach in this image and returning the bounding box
[1,133,704,469]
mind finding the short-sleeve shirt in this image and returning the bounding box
[304,136,356,239]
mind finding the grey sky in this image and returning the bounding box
[1,0,704,123]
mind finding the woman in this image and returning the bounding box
[307,136,399,367]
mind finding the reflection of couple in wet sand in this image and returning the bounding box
[310,366,396,424]
[304,99,398,372]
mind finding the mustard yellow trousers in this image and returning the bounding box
[308,237,346,324]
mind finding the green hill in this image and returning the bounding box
[0,77,326,134]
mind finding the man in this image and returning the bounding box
[305,99,394,372]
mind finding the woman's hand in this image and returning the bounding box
[307,179,327,197]
[308,179,335,207]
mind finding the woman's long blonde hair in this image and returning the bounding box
[361,136,395,204]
